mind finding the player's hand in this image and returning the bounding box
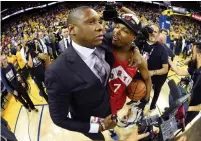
[125,126,150,141]
[13,90,18,96]
[100,115,116,131]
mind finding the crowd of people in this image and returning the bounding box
[1,2,201,141]
[1,2,200,50]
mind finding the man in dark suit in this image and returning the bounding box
[1,117,18,141]
[58,26,70,54]
[45,6,116,140]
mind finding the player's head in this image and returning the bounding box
[67,6,104,48]
[112,14,140,48]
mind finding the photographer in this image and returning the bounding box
[1,54,38,112]
[38,31,51,68]
[25,39,48,102]
[169,42,201,125]
[140,24,169,111]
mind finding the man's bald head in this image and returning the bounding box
[67,6,92,26]
[66,6,104,48]
[149,24,160,43]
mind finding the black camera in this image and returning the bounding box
[102,2,122,21]
[134,25,154,50]
[26,40,37,56]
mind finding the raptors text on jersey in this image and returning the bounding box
[109,53,137,115]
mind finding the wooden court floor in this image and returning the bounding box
[2,57,200,141]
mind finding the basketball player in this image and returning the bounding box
[107,14,152,117]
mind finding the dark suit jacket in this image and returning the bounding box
[45,39,114,133]
[58,38,71,54]
[1,117,18,141]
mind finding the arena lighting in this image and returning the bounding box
[40,4,47,8]
[11,9,24,16]
[2,15,10,20]
[142,1,152,4]
[153,2,161,5]
[25,7,33,11]
[34,5,42,9]
[48,2,57,6]
[1,9,8,13]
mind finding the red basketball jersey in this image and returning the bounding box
[109,52,137,115]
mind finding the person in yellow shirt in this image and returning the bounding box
[16,45,26,69]
[7,49,19,71]
[16,45,30,90]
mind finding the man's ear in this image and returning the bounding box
[132,35,136,41]
[68,24,76,36]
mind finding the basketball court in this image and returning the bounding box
[2,58,201,141]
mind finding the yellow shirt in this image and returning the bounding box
[16,52,26,69]
[7,55,20,70]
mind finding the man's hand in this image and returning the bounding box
[125,126,150,141]
[99,115,116,131]
[149,70,155,77]
[17,74,21,82]
[13,90,18,96]
[38,53,46,60]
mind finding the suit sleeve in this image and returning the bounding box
[45,69,91,133]
[1,117,8,127]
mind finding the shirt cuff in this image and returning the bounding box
[89,123,99,133]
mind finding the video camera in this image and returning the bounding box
[134,25,154,50]
[102,2,153,49]
[25,40,38,58]
[137,80,190,141]
[112,80,190,141]
[101,2,121,21]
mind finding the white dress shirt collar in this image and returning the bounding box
[72,40,95,60]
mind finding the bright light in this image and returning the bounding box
[48,2,57,6]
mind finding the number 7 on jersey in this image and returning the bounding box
[114,84,121,93]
